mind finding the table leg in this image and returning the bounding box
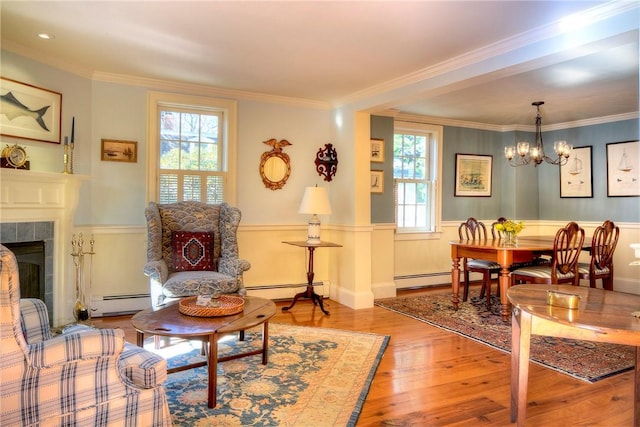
[282,246,330,315]
[499,267,511,321]
[451,256,461,310]
[635,346,640,427]
[207,332,218,408]
[262,322,269,365]
[511,308,532,426]
[136,331,144,347]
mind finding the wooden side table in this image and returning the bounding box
[507,284,640,426]
[282,240,341,315]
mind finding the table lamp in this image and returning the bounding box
[298,186,332,244]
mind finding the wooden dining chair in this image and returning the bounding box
[510,221,585,287]
[578,220,619,290]
[458,217,499,304]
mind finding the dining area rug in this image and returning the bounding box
[375,290,635,383]
[149,323,389,426]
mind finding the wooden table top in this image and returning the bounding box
[450,236,556,251]
[131,296,277,338]
[507,284,640,334]
[283,240,342,248]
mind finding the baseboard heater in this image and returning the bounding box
[91,294,151,317]
[394,272,453,289]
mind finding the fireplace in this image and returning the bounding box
[0,169,87,326]
[4,241,46,300]
[1,222,53,319]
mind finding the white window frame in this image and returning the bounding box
[393,121,443,239]
[146,92,238,205]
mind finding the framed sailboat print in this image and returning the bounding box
[606,140,639,197]
[560,146,592,198]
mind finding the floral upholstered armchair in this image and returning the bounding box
[144,201,250,309]
[0,245,171,427]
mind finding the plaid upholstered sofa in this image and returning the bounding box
[144,201,250,309]
[0,245,172,426]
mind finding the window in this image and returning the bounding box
[393,121,442,233]
[147,92,238,205]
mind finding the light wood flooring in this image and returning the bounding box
[91,286,634,426]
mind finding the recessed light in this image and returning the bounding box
[37,33,55,40]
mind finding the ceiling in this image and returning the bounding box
[1,1,638,127]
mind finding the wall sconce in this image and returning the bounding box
[314,143,338,182]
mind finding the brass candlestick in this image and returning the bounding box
[68,142,74,174]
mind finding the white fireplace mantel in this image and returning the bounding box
[1,169,89,325]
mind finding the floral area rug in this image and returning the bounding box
[148,323,389,426]
[375,290,634,383]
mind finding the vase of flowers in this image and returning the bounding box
[495,220,525,246]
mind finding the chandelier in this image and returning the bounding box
[504,101,572,167]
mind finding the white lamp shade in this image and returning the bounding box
[298,187,332,215]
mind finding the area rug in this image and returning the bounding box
[375,290,634,383]
[148,323,389,426]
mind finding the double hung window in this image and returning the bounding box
[147,92,237,205]
[393,122,442,233]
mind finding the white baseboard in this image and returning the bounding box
[91,294,151,317]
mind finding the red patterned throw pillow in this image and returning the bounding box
[172,231,215,271]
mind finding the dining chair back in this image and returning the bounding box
[458,217,499,305]
[578,220,619,290]
[490,217,508,239]
[511,221,585,286]
[458,217,488,241]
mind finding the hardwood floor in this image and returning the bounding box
[91,286,634,426]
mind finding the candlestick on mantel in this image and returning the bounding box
[63,136,70,174]
[71,117,75,143]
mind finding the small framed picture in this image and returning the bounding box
[101,139,137,163]
[454,153,492,197]
[607,140,639,196]
[371,170,384,193]
[560,146,593,198]
[370,138,384,163]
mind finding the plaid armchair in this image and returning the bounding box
[0,245,171,427]
[144,201,250,309]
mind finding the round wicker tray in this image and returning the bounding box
[179,295,245,317]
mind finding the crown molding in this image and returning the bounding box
[393,111,639,132]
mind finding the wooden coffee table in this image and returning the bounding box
[131,296,277,408]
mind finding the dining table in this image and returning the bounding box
[450,236,584,321]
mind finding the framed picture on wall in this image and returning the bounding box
[560,146,593,198]
[454,153,492,197]
[370,138,384,162]
[607,140,639,197]
[0,77,62,144]
[370,170,384,193]
[101,139,138,163]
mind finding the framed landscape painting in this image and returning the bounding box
[101,139,138,163]
[455,153,492,197]
[560,146,593,198]
[607,140,639,197]
[0,77,62,144]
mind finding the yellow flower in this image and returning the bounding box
[495,220,525,234]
